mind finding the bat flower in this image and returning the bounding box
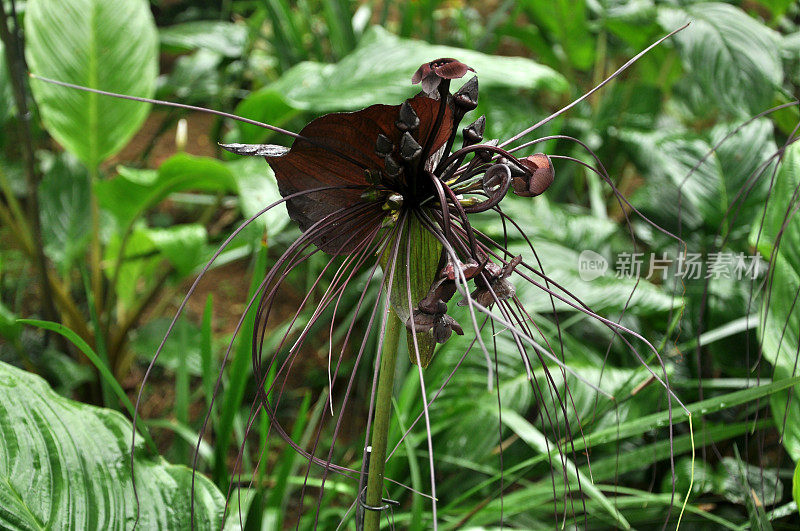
[222,58,552,368]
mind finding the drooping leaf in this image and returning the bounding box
[657,3,782,116]
[25,0,158,168]
[37,154,91,273]
[96,153,237,229]
[0,360,225,529]
[159,21,248,57]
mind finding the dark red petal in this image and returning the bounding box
[432,59,472,80]
[411,63,432,85]
[263,97,452,254]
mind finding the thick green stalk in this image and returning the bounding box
[364,310,402,531]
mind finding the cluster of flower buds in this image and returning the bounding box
[406,254,523,343]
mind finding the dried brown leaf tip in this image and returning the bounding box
[412,58,474,96]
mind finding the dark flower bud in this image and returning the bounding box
[453,76,479,111]
[375,133,394,156]
[396,101,420,132]
[406,311,463,344]
[412,58,474,96]
[441,258,481,281]
[462,115,485,147]
[512,153,555,197]
[432,314,464,344]
[384,154,403,177]
[399,131,422,162]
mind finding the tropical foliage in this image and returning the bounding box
[1,0,800,528]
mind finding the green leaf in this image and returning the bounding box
[0,360,225,529]
[657,3,782,116]
[497,408,631,529]
[159,21,248,57]
[0,41,13,122]
[231,88,298,144]
[268,26,568,112]
[227,157,290,236]
[25,0,158,168]
[524,0,595,70]
[382,214,442,368]
[129,316,204,376]
[97,153,236,229]
[38,154,91,274]
[159,49,223,103]
[0,301,20,343]
[793,460,800,515]
[754,141,800,460]
[145,224,208,276]
[16,318,154,446]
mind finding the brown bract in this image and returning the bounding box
[412,58,474,96]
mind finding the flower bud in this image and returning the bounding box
[512,153,555,197]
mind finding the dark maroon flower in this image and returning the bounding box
[222,57,555,364]
[412,57,474,96]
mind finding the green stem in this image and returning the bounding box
[364,309,403,531]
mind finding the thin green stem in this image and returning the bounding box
[364,309,402,531]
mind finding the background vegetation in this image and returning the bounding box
[2,0,800,528]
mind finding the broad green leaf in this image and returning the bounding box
[37,154,91,273]
[232,88,298,144]
[523,0,595,70]
[382,214,442,368]
[753,141,800,460]
[129,316,204,375]
[657,3,781,116]
[97,153,237,229]
[0,360,224,529]
[104,224,208,307]
[159,21,248,57]
[717,457,782,506]
[267,25,568,112]
[145,224,208,276]
[626,122,775,235]
[104,227,160,309]
[25,0,158,168]
[159,49,223,103]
